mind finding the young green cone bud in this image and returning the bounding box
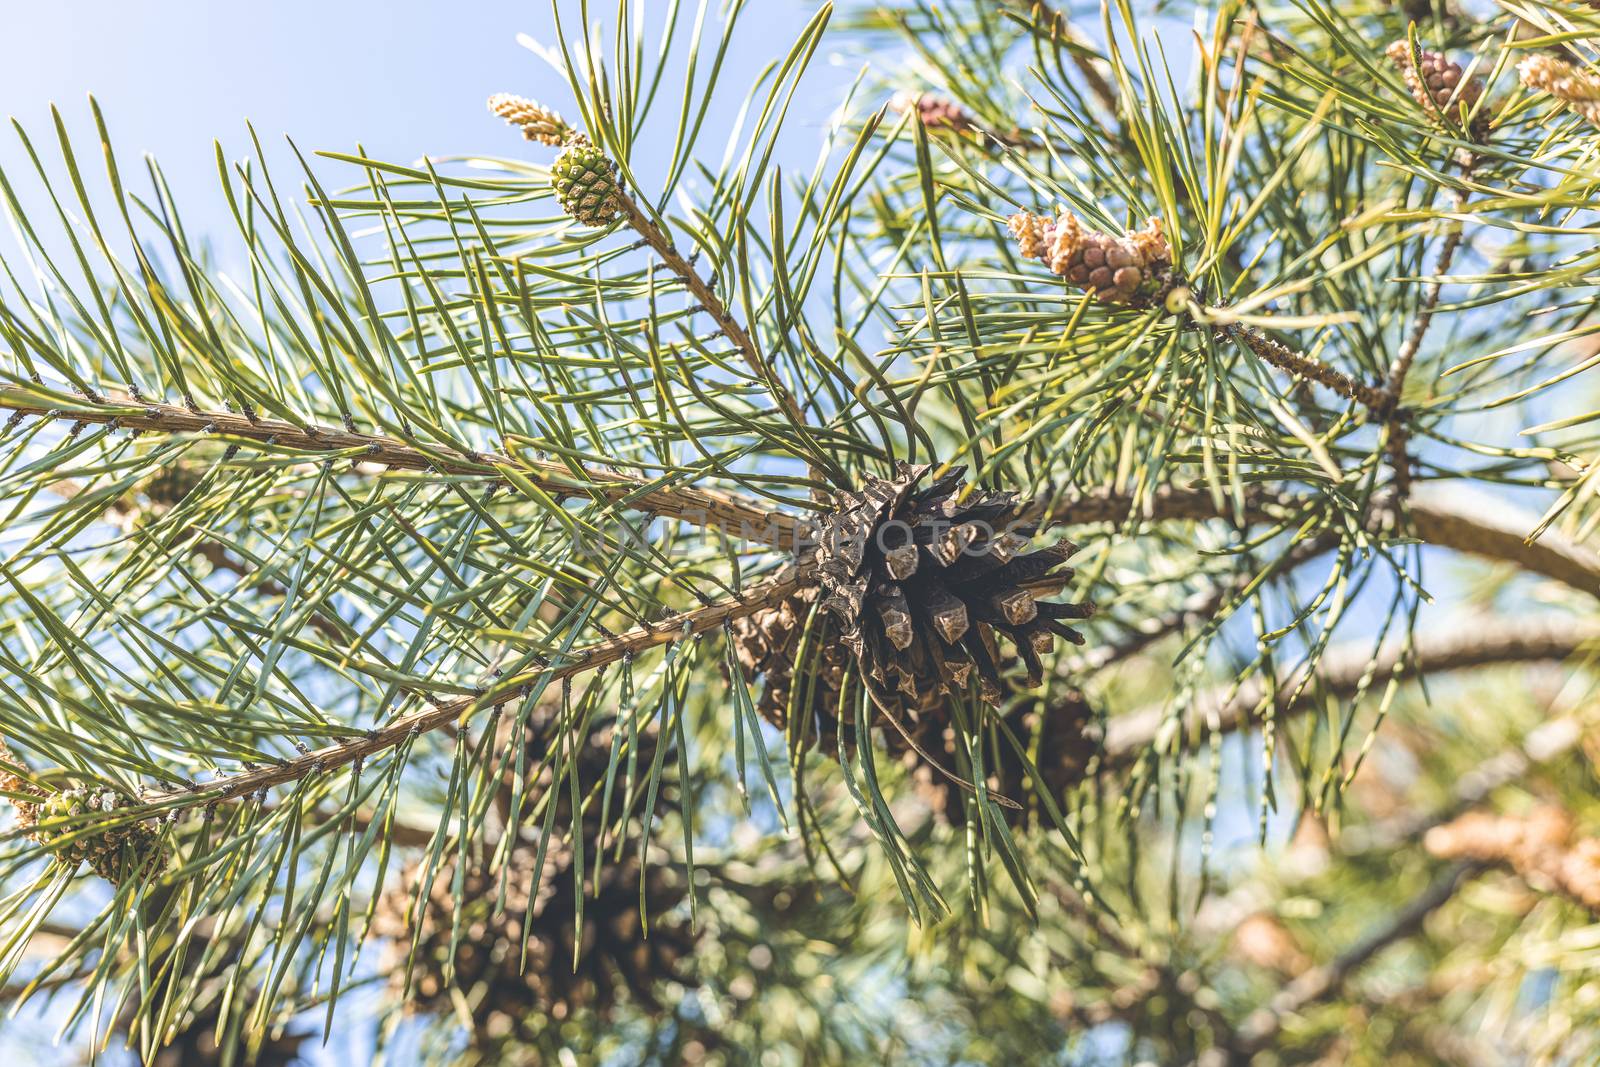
[1008,210,1172,306]
[551,135,622,227]
[487,93,576,147]
[1518,54,1600,130]
[34,785,164,883]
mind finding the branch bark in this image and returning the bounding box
[1102,614,1600,770]
[1222,323,1394,412]
[1033,483,1600,599]
[1409,485,1600,595]
[133,567,805,811]
[0,384,804,549]
[13,383,1595,596]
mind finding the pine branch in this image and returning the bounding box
[1035,485,1600,597]
[17,384,1591,595]
[1344,713,1590,856]
[0,384,802,548]
[1004,0,1118,115]
[1102,613,1600,769]
[1383,157,1476,498]
[1067,534,1338,675]
[612,192,831,492]
[1409,486,1600,595]
[1022,484,1300,528]
[1222,324,1393,413]
[1213,861,1485,1063]
[131,568,805,811]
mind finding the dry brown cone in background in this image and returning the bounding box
[908,686,1099,827]
[109,961,310,1067]
[1425,805,1600,912]
[373,706,696,1052]
[1518,54,1600,129]
[727,586,853,749]
[890,91,1029,147]
[141,1022,305,1067]
[1385,40,1486,133]
[1008,210,1173,305]
[119,460,207,530]
[377,836,694,1052]
[0,739,164,884]
[1232,912,1313,977]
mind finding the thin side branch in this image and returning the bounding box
[133,568,805,810]
[1223,324,1393,412]
[0,384,804,549]
[1102,614,1600,768]
[613,192,829,492]
[1009,0,1119,115]
[1385,164,1474,497]
[1385,218,1465,397]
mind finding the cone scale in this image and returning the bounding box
[551,136,622,227]
[812,462,1093,714]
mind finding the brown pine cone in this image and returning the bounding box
[890,90,1029,147]
[893,91,978,135]
[731,467,1096,814]
[1386,41,1484,125]
[374,707,695,1050]
[813,462,1093,714]
[728,586,852,747]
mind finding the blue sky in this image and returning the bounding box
[0,1,835,250]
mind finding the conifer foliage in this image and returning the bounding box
[2,0,1600,1063]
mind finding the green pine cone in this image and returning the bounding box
[37,786,165,882]
[551,136,621,227]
